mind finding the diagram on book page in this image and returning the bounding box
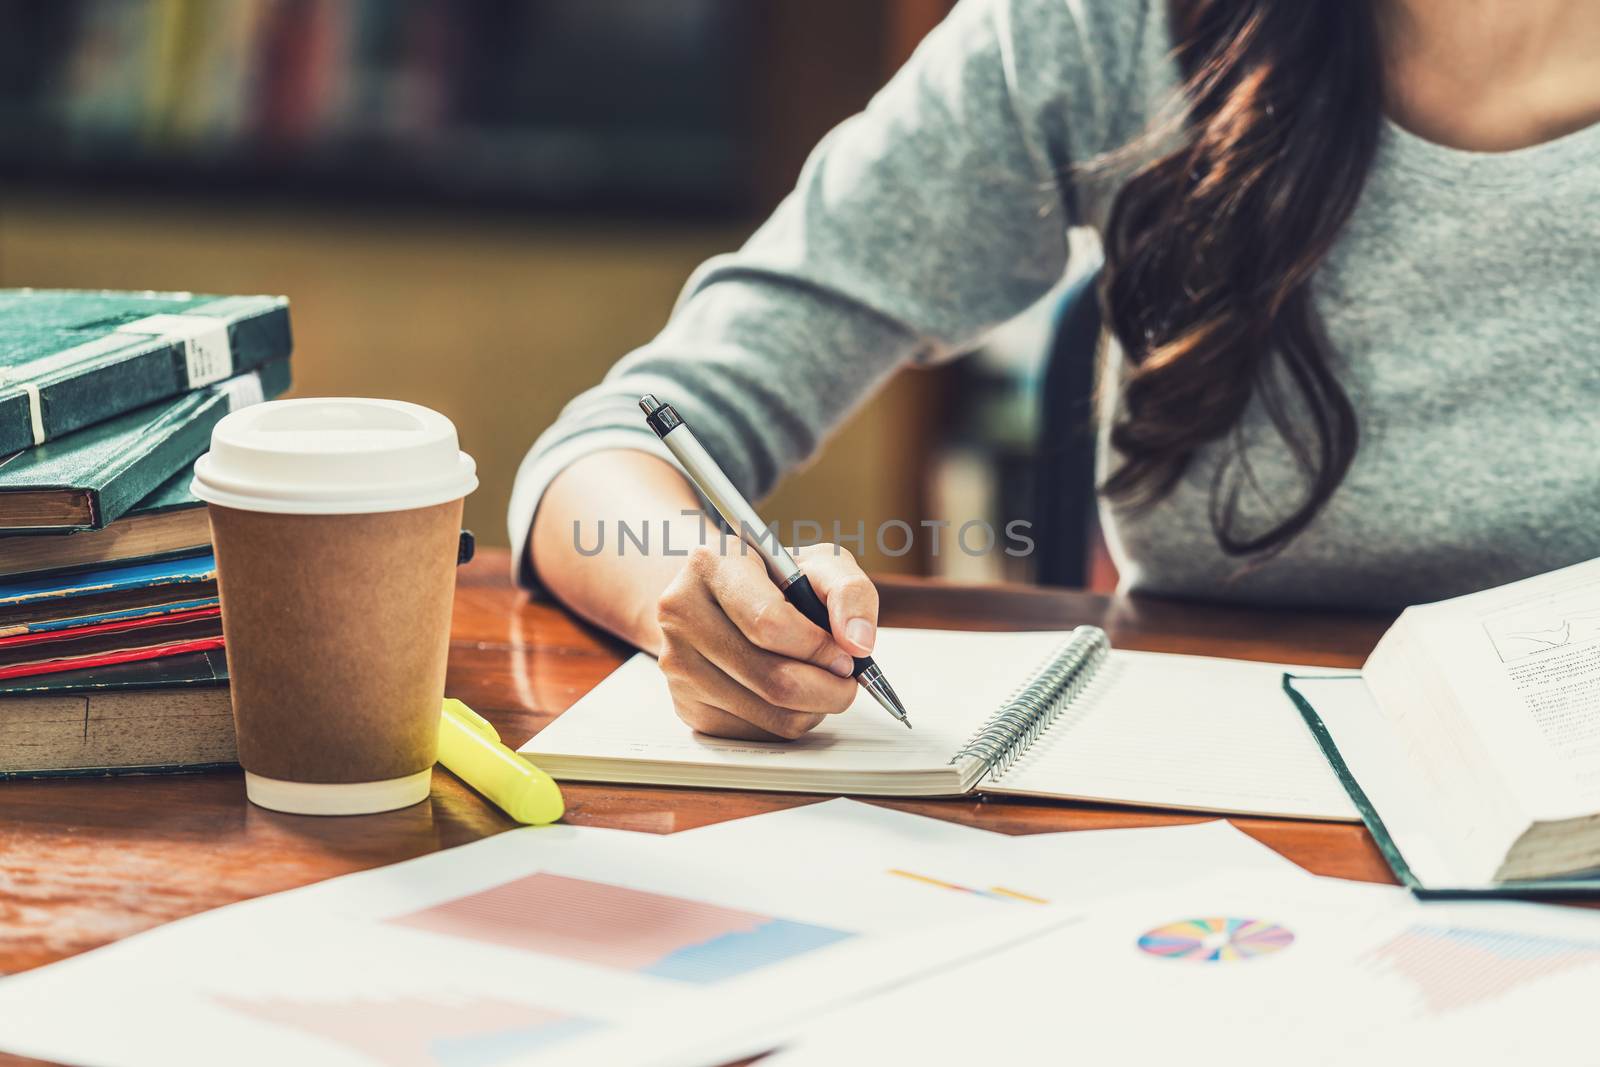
[1480,579,1600,663]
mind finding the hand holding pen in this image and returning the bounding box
[642,394,911,740]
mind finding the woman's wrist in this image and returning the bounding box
[529,449,708,654]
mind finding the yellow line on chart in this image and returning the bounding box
[987,885,1050,905]
[886,869,1049,905]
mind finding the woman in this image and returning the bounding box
[512,0,1600,740]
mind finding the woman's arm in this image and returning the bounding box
[530,450,703,654]
[517,0,1152,738]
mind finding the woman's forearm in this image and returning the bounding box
[528,449,706,654]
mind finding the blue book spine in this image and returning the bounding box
[0,553,217,610]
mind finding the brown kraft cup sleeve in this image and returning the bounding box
[208,499,463,784]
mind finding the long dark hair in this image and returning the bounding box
[1100,0,1385,555]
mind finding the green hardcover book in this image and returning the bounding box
[0,468,211,581]
[0,289,291,455]
[1281,552,1600,898]
[0,649,234,779]
[0,358,291,532]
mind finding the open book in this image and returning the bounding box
[1287,558,1600,892]
[522,627,1358,821]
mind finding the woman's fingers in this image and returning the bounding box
[672,697,806,742]
[706,642,858,716]
[699,547,856,677]
[662,646,830,740]
[654,540,882,742]
[795,543,881,657]
[680,561,857,715]
[656,545,857,740]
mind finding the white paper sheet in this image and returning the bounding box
[669,798,1312,910]
[0,819,1065,1067]
[991,650,1359,819]
[765,874,1600,1067]
[1409,559,1600,816]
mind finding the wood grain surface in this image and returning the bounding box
[1,548,1413,1065]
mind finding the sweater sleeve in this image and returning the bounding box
[508,0,1152,587]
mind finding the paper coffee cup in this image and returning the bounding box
[192,398,477,815]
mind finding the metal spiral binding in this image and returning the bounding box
[949,625,1110,778]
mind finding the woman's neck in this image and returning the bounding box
[1382,0,1600,151]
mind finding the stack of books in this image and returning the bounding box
[0,289,293,778]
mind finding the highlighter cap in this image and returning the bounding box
[192,397,477,515]
[437,700,565,825]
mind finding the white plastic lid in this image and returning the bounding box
[191,397,478,515]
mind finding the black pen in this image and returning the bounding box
[640,394,911,728]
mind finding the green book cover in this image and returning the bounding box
[0,467,210,583]
[1283,674,1600,900]
[0,358,291,532]
[0,289,292,455]
[125,465,202,517]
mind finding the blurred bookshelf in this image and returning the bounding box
[0,0,1122,589]
[0,0,976,577]
[0,0,953,219]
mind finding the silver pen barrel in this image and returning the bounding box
[858,663,912,728]
[642,397,802,586]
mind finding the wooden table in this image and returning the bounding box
[1,548,1401,1063]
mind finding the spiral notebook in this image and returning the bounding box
[522,627,1361,821]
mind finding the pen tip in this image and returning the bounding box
[859,670,911,729]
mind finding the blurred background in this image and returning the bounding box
[0,0,1111,588]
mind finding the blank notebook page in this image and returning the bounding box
[523,628,1066,776]
[988,650,1359,819]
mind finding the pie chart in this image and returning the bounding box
[1137,917,1294,962]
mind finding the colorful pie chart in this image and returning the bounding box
[1137,917,1295,962]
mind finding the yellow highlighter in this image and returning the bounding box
[437,699,564,825]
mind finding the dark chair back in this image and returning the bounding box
[1032,269,1103,587]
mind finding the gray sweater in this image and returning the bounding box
[510,0,1600,610]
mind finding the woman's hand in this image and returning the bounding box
[656,541,880,740]
[532,453,878,741]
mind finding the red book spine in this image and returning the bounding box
[0,607,222,649]
[0,636,227,682]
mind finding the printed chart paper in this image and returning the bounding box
[0,803,1334,1067]
[0,817,1064,1067]
[670,798,1313,910]
[765,874,1600,1067]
